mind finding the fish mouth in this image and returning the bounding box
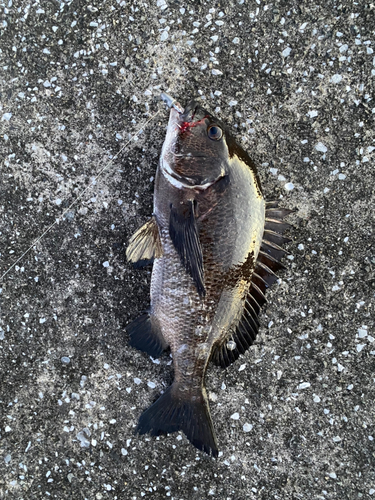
[176,101,208,132]
[180,102,198,122]
[166,99,208,133]
[160,93,201,123]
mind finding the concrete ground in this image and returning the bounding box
[1,0,374,499]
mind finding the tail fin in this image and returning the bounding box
[136,383,218,457]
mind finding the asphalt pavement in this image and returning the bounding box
[1,0,374,499]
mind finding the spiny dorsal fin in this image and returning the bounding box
[263,229,291,247]
[169,200,205,297]
[211,202,293,369]
[261,239,288,261]
[264,218,291,234]
[126,216,162,267]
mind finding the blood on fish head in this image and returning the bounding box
[161,100,230,189]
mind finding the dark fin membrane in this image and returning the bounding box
[263,229,291,247]
[212,202,293,369]
[136,384,218,458]
[266,200,279,209]
[264,218,291,234]
[211,296,260,368]
[250,281,268,307]
[264,205,294,235]
[131,259,155,269]
[262,204,293,274]
[126,216,163,267]
[257,250,285,273]
[261,239,289,261]
[126,313,168,358]
[169,200,205,297]
[265,207,295,219]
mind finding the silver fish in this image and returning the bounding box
[126,95,292,457]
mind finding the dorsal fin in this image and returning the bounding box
[211,202,294,368]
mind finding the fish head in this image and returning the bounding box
[161,100,230,189]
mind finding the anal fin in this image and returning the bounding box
[126,216,162,267]
[126,313,168,358]
[211,295,260,369]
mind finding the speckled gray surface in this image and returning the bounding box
[1,0,374,499]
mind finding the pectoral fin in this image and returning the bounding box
[169,200,205,297]
[126,216,162,267]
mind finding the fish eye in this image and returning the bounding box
[207,125,223,141]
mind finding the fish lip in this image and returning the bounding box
[185,105,197,122]
[169,103,207,135]
[181,101,199,121]
[176,101,208,130]
[169,107,180,123]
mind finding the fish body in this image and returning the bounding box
[126,99,292,456]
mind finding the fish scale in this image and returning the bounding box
[153,231,211,387]
[125,95,293,457]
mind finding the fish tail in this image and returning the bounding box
[136,383,218,457]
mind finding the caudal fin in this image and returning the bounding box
[136,383,218,457]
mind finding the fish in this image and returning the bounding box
[125,93,293,457]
